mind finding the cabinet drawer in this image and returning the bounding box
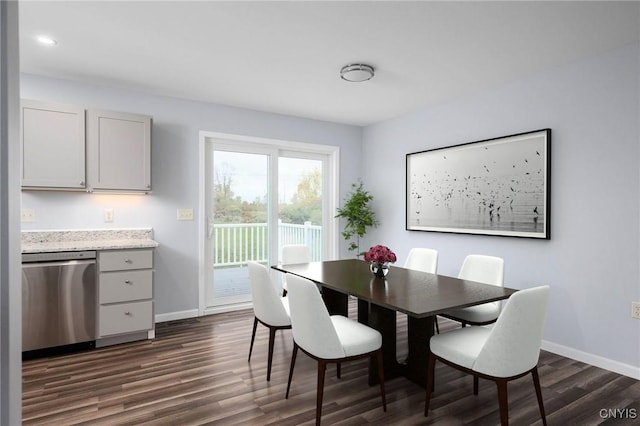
[99,270,152,303]
[99,300,153,337]
[99,249,153,271]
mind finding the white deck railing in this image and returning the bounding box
[214,220,322,267]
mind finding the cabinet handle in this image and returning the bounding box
[124,311,132,316]
[124,280,131,284]
[124,259,133,263]
[79,181,85,186]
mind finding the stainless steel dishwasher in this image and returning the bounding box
[22,250,97,354]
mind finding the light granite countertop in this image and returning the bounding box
[22,228,159,253]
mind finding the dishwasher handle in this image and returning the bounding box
[22,259,96,269]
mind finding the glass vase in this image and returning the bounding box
[370,262,389,278]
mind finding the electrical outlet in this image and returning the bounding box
[177,208,194,221]
[21,208,36,222]
[104,208,114,223]
[632,302,640,319]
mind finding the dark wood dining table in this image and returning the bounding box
[272,259,517,388]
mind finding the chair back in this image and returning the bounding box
[404,248,438,274]
[282,244,312,264]
[285,273,345,359]
[247,261,290,327]
[458,255,504,286]
[473,285,550,377]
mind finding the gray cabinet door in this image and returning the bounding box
[21,100,85,189]
[87,109,151,192]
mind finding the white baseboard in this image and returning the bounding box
[154,303,253,324]
[155,309,199,324]
[542,340,640,380]
[203,302,252,316]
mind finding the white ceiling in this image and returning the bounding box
[19,1,640,126]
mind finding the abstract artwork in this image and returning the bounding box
[406,129,551,239]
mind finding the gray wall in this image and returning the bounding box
[20,74,362,315]
[361,43,640,376]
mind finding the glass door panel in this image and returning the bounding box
[277,157,323,262]
[211,150,269,305]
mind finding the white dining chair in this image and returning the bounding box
[403,247,440,335]
[247,261,291,381]
[404,247,439,274]
[285,273,387,426]
[281,244,312,296]
[440,254,504,327]
[425,285,549,425]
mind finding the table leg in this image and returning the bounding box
[320,286,348,316]
[366,302,401,385]
[357,299,369,324]
[404,315,434,388]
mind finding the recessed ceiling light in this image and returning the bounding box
[340,63,375,82]
[36,35,57,46]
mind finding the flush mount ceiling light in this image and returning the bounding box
[340,63,374,82]
[36,35,57,46]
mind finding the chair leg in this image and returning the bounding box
[267,326,277,381]
[286,344,298,399]
[434,316,440,334]
[248,317,258,362]
[473,375,479,395]
[336,362,341,379]
[531,367,547,426]
[316,360,327,426]
[496,378,509,426]
[376,350,387,411]
[424,353,437,416]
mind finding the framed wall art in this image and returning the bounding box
[406,129,551,239]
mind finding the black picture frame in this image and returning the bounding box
[406,129,551,239]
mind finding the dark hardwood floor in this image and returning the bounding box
[23,301,640,425]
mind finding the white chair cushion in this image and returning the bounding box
[473,286,549,377]
[443,301,500,324]
[429,326,492,369]
[458,255,504,285]
[404,248,438,274]
[248,261,291,327]
[280,296,290,317]
[282,245,312,293]
[282,245,312,264]
[331,315,382,357]
[287,274,345,359]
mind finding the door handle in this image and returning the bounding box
[207,215,215,240]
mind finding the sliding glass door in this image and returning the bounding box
[201,135,337,312]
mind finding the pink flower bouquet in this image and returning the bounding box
[364,245,397,265]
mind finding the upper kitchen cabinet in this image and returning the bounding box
[86,109,152,192]
[21,100,86,189]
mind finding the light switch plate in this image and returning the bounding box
[632,301,640,319]
[21,208,36,222]
[177,208,194,221]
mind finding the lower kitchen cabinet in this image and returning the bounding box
[97,248,154,342]
[99,301,153,337]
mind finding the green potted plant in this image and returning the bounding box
[335,181,378,258]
